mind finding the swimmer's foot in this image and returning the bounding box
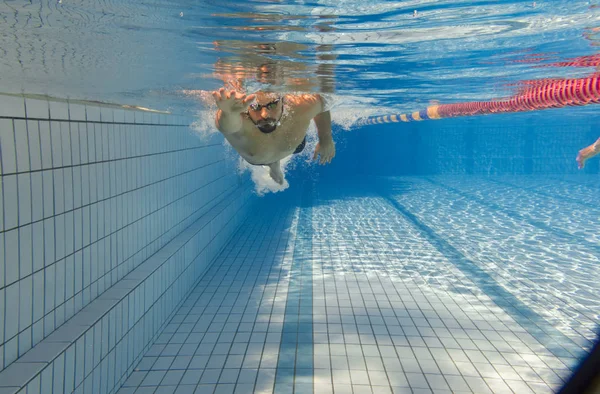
[268,161,284,185]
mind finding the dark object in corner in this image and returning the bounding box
[559,338,600,394]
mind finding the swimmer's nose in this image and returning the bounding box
[261,108,269,118]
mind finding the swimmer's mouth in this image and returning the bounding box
[256,119,278,134]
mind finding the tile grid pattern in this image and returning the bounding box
[411,120,598,175]
[0,93,244,371]
[114,179,595,394]
[421,176,600,344]
[386,176,598,351]
[2,102,590,394]
[0,182,254,394]
[274,184,313,394]
[0,93,257,394]
[308,182,578,394]
[116,196,300,394]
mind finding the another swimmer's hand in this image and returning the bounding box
[212,88,255,114]
[313,140,335,165]
[576,138,600,169]
[576,149,588,169]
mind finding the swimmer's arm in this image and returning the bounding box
[312,107,335,164]
[576,137,600,169]
[215,110,244,134]
[311,95,333,144]
[289,93,326,119]
[581,137,600,156]
[313,110,333,144]
[290,94,335,163]
[288,93,333,142]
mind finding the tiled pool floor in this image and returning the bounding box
[117,176,598,394]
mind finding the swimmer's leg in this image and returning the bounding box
[268,161,284,185]
[576,137,600,169]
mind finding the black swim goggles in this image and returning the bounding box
[249,97,281,112]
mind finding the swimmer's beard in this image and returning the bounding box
[256,119,278,134]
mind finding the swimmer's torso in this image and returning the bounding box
[224,115,310,165]
[222,94,322,165]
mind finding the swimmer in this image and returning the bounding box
[212,88,335,184]
[576,137,600,169]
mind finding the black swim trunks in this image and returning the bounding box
[293,136,306,154]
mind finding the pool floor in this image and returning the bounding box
[116,175,599,394]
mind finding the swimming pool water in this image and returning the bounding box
[116,175,598,394]
[1,0,600,393]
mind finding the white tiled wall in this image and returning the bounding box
[0,94,256,392]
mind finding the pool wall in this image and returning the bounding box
[320,111,600,177]
[0,94,256,393]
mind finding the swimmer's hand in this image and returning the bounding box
[212,88,256,114]
[576,137,600,169]
[576,149,589,169]
[313,140,335,165]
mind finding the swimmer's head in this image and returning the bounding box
[247,92,284,134]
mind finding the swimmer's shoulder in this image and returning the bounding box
[284,93,325,119]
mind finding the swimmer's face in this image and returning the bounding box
[248,93,283,133]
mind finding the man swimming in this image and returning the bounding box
[212,88,335,184]
[576,137,600,169]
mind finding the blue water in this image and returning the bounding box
[2,0,600,114]
[1,0,600,393]
[116,175,598,394]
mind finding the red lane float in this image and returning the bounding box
[359,74,600,126]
